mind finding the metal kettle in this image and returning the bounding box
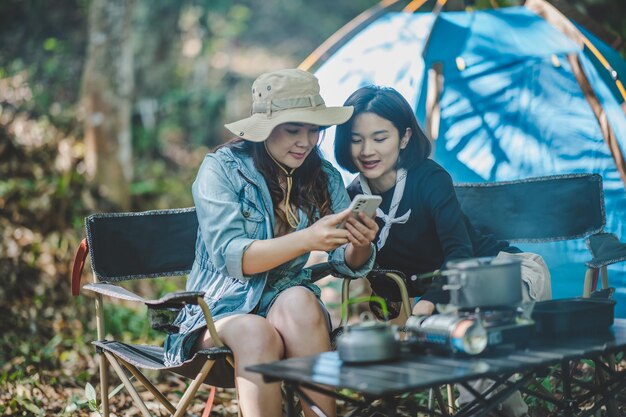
[337,298,400,363]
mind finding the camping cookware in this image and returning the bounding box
[337,311,400,363]
[337,313,400,362]
[421,257,523,308]
[532,297,615,336]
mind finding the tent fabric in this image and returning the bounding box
[313,6,626,310]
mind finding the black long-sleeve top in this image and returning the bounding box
[347,159,519,304]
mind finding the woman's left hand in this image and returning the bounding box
[345,212,378,248]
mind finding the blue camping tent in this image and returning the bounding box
[308,4,626,315]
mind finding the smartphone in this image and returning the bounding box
[337,194,382,229]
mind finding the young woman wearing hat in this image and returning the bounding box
[164,69,378,417]
[333,85,550,417]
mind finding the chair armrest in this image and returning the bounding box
[82,282,204,307]
[586,233,626,268]
[367,269,412,319]
[145,292,206,333]
[83,282,146,302]
[71,238,89,296]
[84,282,210,335]
[591,287,616,299]
[367,268,406,281]
[144,291,206,308]
[307,262,365,282]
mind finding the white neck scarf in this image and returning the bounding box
[359,168,411,250]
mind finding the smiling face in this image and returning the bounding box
[265,122,321,169]
[350,112,410,193]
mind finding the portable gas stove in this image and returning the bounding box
[405,305,535,356]
[456,306,535,350]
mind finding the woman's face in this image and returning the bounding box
[350,112,409,189]
[265,123,320,169]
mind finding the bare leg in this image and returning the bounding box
[195,314,285,417]
[267,286,336,417]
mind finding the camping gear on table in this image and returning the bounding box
[414,256,523,309]
[337,296,401,363]
[442,257,523,308]
[407,257,535,354]
[407,308,536,355]
[405,313,488,355]
[337,312,400,363]
[532,297,616,336]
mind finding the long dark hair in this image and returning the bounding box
[334,86,431,173]
[224,139,332,228]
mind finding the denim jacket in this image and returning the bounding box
[163,146,375,366]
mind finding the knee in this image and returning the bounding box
[412,299,435,316]
[272,287,327,331]
[223,315,284,359]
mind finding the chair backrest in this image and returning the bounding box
[86,208,198,282]
[454,174,605,243]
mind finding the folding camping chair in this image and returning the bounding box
[454,173,626,297]
[71,208,235,417]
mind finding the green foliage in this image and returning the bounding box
[103,301,165,344]
[1,0,625,414]
[84,382,99,413]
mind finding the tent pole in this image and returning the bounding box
[581,37,626,101]
[299,0,405,72]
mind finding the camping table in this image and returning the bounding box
[248,319,626,417]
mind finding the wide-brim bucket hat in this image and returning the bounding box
[225,68,353,142]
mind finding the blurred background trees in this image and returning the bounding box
[0,0,623,414]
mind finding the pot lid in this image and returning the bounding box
[348,312,391,331]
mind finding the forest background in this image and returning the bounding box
[1,0,625,415]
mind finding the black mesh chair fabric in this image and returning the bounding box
[86,208,198,282]
[455,174,605,243]
[93,341,235,387]
[587,233,626,268]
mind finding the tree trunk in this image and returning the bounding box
[81,0,135,210]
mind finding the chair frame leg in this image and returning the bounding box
[118,357,177,414]
[601,266,609,290]
[173,359,216,417]
[340,278,351,328]
[583,268,594,298]
[104,351,153,417]
[105,351,218,417]
[98,353,110,417]
[94,276,110,417]
[446,383,455,415]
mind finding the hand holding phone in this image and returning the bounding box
[337,194,382,229]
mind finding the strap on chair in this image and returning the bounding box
[591,268,600,293]
[71,238,89,296]
[201,386,216,417]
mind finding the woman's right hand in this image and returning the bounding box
[303,209,352,252]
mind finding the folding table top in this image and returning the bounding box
[248,319,626,397]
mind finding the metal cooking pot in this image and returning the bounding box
[337,312,400,363]
[442,257,523,308]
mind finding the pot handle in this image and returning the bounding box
[342,296,388,323]
[413,270,457,291]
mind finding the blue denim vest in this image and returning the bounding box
[164,146,375,366]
